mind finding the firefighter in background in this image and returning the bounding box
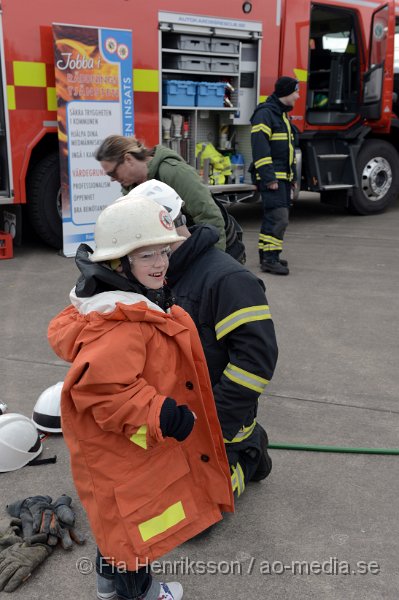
[94,134,227,251]
[48,196,233,600]
[250,76,300,275]
[129,180,278,499]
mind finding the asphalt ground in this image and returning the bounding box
[1,193,399,599]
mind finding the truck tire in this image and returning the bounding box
[27,152,62,249]
[349,139,399,215]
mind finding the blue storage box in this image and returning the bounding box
[196,82,226,107]
[163,80,196,106]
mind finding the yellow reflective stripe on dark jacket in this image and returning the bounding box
[215,305,272,340]
[224,418,257,443]
[251,123,271,137]
[223,363,270,393]
[271,133,288,140]
[283,112,295,180]
[254,157,273,169]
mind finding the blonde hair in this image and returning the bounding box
[94,135,154,163]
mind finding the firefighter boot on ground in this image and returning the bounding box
[261,258,289,275]
[251,425,273,482]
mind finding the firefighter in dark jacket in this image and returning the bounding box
[168,224,278,497]
[127,180,278,497]
[250,76,300,275]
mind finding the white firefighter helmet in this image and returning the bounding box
[90,195,186,262]
[0,413,42,472]
[32,382,63,433]
[127,180,184,220]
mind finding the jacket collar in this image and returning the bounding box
[70,288,165,315]
[167,225,219,286]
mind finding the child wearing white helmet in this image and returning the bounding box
[48,195,234,600]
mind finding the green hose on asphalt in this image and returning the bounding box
[268,443,399,455]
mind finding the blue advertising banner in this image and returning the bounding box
[53,23,133,257]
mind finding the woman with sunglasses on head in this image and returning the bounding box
[48,195,234,600]
[94,134,227,251]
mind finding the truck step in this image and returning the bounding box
[317,154,349,159]
[321,184,353,190]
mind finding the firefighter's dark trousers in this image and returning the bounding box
[259,181,290,261]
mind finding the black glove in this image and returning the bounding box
[160,398,195,442]
[0,518,22,550]
[0,541,52,592]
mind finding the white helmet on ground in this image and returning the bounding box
[0,413,42,472]
[127,180,184,220]
[32,382,63,433]
[90,195,186,263]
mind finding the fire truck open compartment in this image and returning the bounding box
[159,11,261,193]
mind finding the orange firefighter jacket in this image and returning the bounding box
[48,290,234,569]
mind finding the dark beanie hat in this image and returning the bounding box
[274,76,299,98]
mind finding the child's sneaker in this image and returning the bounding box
[158,582,183,600]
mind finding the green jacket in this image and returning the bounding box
[123,145,226,250]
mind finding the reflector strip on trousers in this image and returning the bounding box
[215,305,272,340]
[138,501,186,542]
[231,463,245,497]
[13,61,46,87]
[251,123,271,137]
[271,133,288,140]
[224,419,257,444]
[130,425,147,449]
[224,363,270,394]
[258,234,283,252]
[254,157,272,169]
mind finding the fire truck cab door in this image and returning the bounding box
[360,2,395,125]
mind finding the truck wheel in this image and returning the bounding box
[27,152,62,249]
[349,139,399,215]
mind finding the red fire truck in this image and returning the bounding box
[0,0,398,248]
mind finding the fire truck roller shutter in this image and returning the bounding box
[27,152,62,249]
[349,139,399,215]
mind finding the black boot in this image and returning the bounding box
[277,254,288,267]
[251,426,272,482]
[261,258,289,275]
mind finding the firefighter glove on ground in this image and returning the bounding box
[7,495,53,540]
[160,398,195,441]
[50,495,86,549]
[0,518,22,549]
[0,541,52,592]
[7,495,85,549]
